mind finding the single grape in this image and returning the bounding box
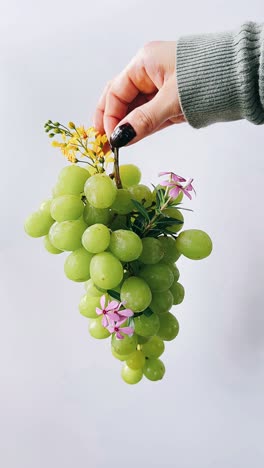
[90,252,123,289]
[126,350,146,370]
[39,199,53,215]
[79,294,102,318]
[128,184,152,207]
[163,207,184,233]
[110,189,134,215]
[157,312,179,341]
[170,281,185,305]
[158,236,181,263]
[120,276,152,312]
[24,210,54,238]
[49,219,87,251]
[111,348,134,361]
[150,290,174,314]
[43,235,62,254]
[82,224,110,253]
[134,313,160,337]
[121,365,143,384]
[141,336,165,358]
[167,262,180,282]
[84,174,117,209]
[88,317,111,339]
[83,204,111,226]
[54,164,90,196]
[119,164,141,187]
[109,230,143,262]
[84,279,105,297]
[112,333,138,356]
[139,263,174,292]
[138,237,164,264]
[50,195,84,222]
[176,229,213,260]
[64,247,93,282]
[143,358,165,381]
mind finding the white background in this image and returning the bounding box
[1,1,264,467]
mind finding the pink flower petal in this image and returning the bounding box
[116,331,124,340]
[158,171,172,176]
[181,188,192,200]
[169,187,180,199]
[119,326,134,336]
[171,173,186,183]
[159,180,171,187]
[118,308,133,318]
[96,307,102,316]
[100,295,106,309]
[115,317,128,327]
[107,311,121,322]
[107,325,115,333]
[102,315,108,327]
[106,300,119,311]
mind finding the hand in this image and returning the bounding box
[93,41,185,148]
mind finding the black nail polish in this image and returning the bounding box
[110,123,136,148]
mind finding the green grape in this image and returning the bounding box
[110,189,134,215]
[163,207,184,233]
[109,230,143,262]
[90,252,123,289]
[121,365,143,384]
[128,184,152,207]
[111,348,133,361]
[82,224,110,253]
[119,164,141,187]
[150,290,174,314]
[141,336,165,358]
[139,263,174,292]
[143,358,165,381]
[137,335,150,344]
[111,333,138,355]
[84,174,117,209]
[49,219,87,251]
[64,247,93,282]
[120,277,152,312]
[170,281,185,305]
[167,262,180,281]
[126,350,145,370]
[84,279,105,297]
[138,237,164,264]
[79,294,103,318]
[83,204,111,226]
[109,214,128,231]
[134,313,160,337]
[158,236,181,263]
[24,210,54,238]
[50,195,84,222]
[43,235,62,254]
[54,164,90,196]
[157,312,179,341]
[88,317,111,339]
[39,199,53,215]
[176,229,213,260]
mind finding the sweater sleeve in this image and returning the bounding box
[176,21,264,128]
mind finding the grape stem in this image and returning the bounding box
[113,147,122,189]
[142,197,171,236]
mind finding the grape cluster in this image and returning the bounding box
[25,162,212,384]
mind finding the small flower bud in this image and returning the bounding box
[47,119,52,124]
[49,133,55,138]
[45,127,50,132]
[54,128,61,134]
[54,122,60,126]
[99,157,105,164]
[68,121,75,129]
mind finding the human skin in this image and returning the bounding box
[93,41,185,147]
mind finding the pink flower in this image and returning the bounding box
[159,171,195,200]
[115,301,134,321]
[96,295,121,327]
[107,318,134,340]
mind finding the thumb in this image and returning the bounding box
[110,80,180,147]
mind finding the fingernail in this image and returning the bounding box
[110,123,136,148]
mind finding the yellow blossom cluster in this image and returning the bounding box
[51,123,114,168]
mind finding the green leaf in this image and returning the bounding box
[131,199,150,221]
[155,188,165,209]
[107,289,121,301]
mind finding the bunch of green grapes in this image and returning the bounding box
[24,162,212,385]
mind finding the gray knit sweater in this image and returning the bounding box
[176,21,264,128]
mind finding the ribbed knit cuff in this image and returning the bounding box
[176,22,264,129]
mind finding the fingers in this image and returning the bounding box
[92,81,112,135]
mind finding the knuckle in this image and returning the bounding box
[134,107,155,134]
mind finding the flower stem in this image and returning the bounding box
[113,147,122,189]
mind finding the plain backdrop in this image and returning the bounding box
[1,1,264,467]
